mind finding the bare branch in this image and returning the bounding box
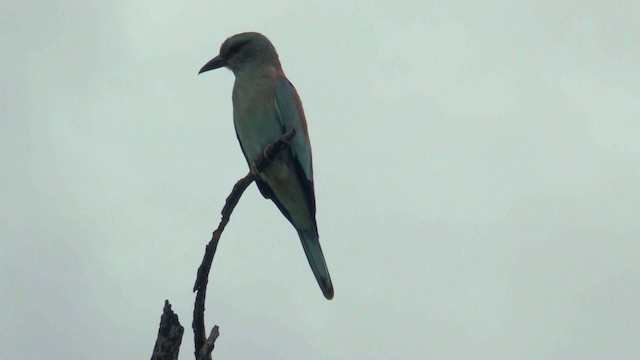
[197,326,220,360]
[151,300,184,360]
[192,128,296,359]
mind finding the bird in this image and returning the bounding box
[198,32,334,300]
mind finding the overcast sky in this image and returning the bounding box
[2,1,639,359]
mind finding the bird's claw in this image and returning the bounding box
[262,144,275,162]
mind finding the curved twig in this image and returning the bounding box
[192,129,296,360]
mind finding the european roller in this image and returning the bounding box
[199,32,334,300]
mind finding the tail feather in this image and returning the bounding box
[297,229,334,300]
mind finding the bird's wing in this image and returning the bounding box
[274,76,316,215]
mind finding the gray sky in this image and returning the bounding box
[2,1,639,359]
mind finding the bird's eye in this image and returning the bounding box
[225,40,250,58]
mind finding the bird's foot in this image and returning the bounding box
[262,144,275,162]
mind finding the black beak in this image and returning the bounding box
[199,55,225,74]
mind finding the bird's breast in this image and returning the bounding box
[232,74,284,162]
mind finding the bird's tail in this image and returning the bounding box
[297,229,334,300]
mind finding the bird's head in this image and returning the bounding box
[199,32,281,75]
